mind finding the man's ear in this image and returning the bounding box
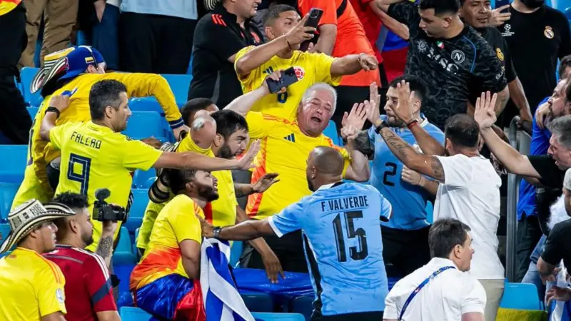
[212,133,224,148]
[69,219,79,235]
[265,26,275,39]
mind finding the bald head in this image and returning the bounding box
[191,115,217,149]
[310,146,344,176]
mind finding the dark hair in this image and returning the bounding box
[559,55,571,80]
[548,115,571,150]
[263,4,297,26]
[211,110,249,140]
[89,79,127,121]
[53,192,89,209]
[419,0,460,16]
[164,168,197,193]
[181,98,215,126]
[389,75,428,105]
[566,76,571,104]
[429,218,471,258]
[444,114,480,148]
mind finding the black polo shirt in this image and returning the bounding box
[542,219,571,274]
[388,2,507,130]
[499,5,570,113]
[188,4,264,107]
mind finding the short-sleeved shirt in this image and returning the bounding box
[189,4,264,107]
[50,121,162,251]
[528,155,566,189]
[541,219,571,274]
[235,47,341,121]
[349,0,383,63]
[499,5,571,112]
[384,257,486,320]
[298,0,380,87]
[368,116,444,230]
[0,247,67,320]
[44,246,116,321]
[130,194,204,291]
[244,112,351,219]
[268,182,392,316]
[434,154,504,279]
[388,2,507,129]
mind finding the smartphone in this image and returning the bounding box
[305,8,323,29]
[266,67,299,94]
[495,0,510,13]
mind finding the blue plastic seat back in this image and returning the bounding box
[129,97,164,114]
[289,296,313,320]
[252,312,306,321]
[0,183,19,222]
[230,241,243,267]
[28,106,40,119]
[161,74,192,106]
[241,291,274,312]
[133,169,157,189]
[0,223,11,246]
[125,189,149,233]
[0,145,28,183]
[120,306,152,321]
[123,111,167,141]
[500,282,541,310]
[323,121,340,146]
[20,67,43,107]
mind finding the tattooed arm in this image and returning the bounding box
[96,221,118,269]
[378,127,445,183]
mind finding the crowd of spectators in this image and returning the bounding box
[0,0,570,320]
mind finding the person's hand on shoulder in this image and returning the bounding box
[49,94,71,114]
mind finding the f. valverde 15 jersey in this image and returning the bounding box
[268,182,392,316]
[49,121,162,251]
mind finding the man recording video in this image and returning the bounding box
[44,192,120,321]
[38,79,260,251]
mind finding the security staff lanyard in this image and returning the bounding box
[398,266,456,321]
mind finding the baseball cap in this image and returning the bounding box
[30,46,105,94]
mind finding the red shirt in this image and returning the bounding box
[44,246,117,321]
[349,0,383,63]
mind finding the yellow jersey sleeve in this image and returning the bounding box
[136,200,167,250]
[311,52,342,86]
[167,196,203,244]
[49,122,80,150]
[106,73,184,128]
[234,46,262,89]
[119,139,163,171]
[245,112,272,139]
[35,261,67,317]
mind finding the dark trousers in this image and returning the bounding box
[382,226,431,277]
[241,230,308,273]
[311,310,384,321]
[92,4,120,70]
[0,4,32,144]
[119,12,196,74]
[516,215,543,282]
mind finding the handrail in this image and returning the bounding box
[506,116,521,282]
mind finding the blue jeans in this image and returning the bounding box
[522,235,547,301]
[92,4,119,70]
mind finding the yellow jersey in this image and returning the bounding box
[0,247,67,320]
[245,112,350,219]
[50,121,162,251]
[136,135,238,251]
[0,0,21,15]
[130,194,203,290]
[13,72,183,209]
[235,47,341,121]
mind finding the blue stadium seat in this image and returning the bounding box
[230,241,243,267]
[114,227,136,260]
[323,121,340,146]
[0,145,28,183]
[28,106,39,119]
[125,189,149,233]
[133,228,140,257]
[20,67,43,107]
[129,97,164,114]
[0,183,19,222]
[289,296,313,320]
[0,223,10,259]
[133,169,156,189]
[252,312,305,321]
[120,306,152,321]
[123,111,168,141]
[161,74,192,106]
[500,282,541,310]
[241,291,274,313]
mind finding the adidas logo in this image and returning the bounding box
[264,67,274,74]
[284,133,295,142]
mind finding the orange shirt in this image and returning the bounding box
[298,0,380,87]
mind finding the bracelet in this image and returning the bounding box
[407,119,418,130]
[374,120,389,134]
[45,106,61,118]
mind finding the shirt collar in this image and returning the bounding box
[428,257,460,270]
[87,121,114,134]
[317,181,344,191]
[213,3,253,28]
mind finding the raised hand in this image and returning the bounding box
[535,101,550,129]
[285,14,315,46]
[358,54,378,71]
[340,124,360,141]
[252,173,280,193]
[236,140,261,170]
[342,101,368,130]
[367,82,382,124]
[489,5,511,27]
[393,80,415,124]
[474,91,498,129]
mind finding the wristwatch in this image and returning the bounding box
[45,106,61,118]
[374,120,389,134]
[213,226,222,239]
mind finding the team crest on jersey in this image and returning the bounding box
[496,48,504,62]
[56,288,65,303]
[544,26,554,39]
[502,24,514,37]
[294,66,305,80]
[416,40,428,53]
[451,50,465,64]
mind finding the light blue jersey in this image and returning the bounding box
[368,116,444,230]
[268,182,392,316]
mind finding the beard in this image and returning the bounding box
[521,0,544,8]
[307,174,315,192]
[81,230,94,247]
[198,185,219,202]
[386,116,406,128]
[218,143,234,159]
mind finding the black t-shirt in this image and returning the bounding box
[189,5,264,107]
[528,155,566,188]
[388,2,507,130]
[542,219,571,274]
[499,5,571,113]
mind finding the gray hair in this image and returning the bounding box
[548,115,571,150]
[301,83,338,114]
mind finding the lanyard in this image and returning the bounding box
[398,266,456,321]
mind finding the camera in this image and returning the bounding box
[93,188,128,222]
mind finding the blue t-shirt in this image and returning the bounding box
[268,182,392,316]
[368,116,445,230]
[516,97,552,219]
